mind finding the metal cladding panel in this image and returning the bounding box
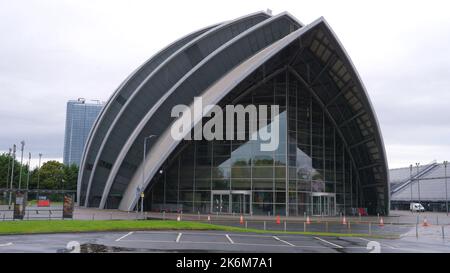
[77,23,215,204]
[85,12,272,206]
[109,14,301,209]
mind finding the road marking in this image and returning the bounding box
[115,232,133,242]
[176,233,182,243]
[314,237,343,249]
[273,236,295,246]
[225,234,234,244]
[0,242,13,247]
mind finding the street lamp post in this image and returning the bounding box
[9,144,16,206]
[37,153,42,190]
[416,163,420,205]
[444,161,448,216]
[18,141,25,190]
[26,152,31,190]
[410,164,413,204]
[141,135,156,217]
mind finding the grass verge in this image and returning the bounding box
[0,220,398,239]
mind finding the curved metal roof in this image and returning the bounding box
[82,11,273,206]
[77,22,218,203]
[78,12,389,214]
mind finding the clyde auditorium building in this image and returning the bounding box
[77,11,389,216]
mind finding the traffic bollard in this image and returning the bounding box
[442,225,445,239]
[416,224,419,239]
[304,222,306,232]
[369,222,372,235]
[284,221,287,232]
[264,221,266,231]
[245,221,248,229]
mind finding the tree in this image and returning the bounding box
[0,153,28,189]
[0,154,78,191]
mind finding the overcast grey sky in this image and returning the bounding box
[0,0,449,168]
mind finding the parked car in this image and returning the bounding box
[410,202,425,212]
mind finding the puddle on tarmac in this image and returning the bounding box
[76,243,216,253]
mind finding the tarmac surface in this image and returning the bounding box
[1,229,450,253]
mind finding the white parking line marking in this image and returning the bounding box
[273,236,295,247]
[225,234,234,244]
[176,233,182,243]
[0,242,13,247]
[115,232,133,242]
[314,237,343,249]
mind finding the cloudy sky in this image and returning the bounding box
[0,0,449,169]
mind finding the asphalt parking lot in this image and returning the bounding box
[1,230,449,253]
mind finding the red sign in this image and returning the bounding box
[37,200,50,207]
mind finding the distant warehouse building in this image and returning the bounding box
[63,98,104,166]
[77,11,389,216]
[390,161,449,212]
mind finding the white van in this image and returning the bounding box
[410,203,425,212]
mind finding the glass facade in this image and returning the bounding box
[63,99,104,166]
[144,71,359,216]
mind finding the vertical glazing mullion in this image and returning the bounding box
[333,127,336,214]
[285,70,289,216]
[273,78,276,215]
[309,93,313,216]
[343,146,346,214]
[177,156,180,208]
[250,91,254,216]
[193,141,197,212]
[350,161,353,209]
[295,74,299,216]
[163,170,166,206]
[210,140,213,214]
[322,106,326,189]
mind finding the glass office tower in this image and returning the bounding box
[63,99,104,166]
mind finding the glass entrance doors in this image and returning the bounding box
[211,191,251,214]
[212,192,229,214]
[231,192,250,214]
[312,193,335,216]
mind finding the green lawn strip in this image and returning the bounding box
[0,220,398,239]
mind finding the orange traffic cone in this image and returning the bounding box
[423,217,429,227]
[306,216,311,225]
[342,216,347,225]
[240,215,244,225]
[276,215,281,225]
[379,217,384,227]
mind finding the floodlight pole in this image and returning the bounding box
[37,153,42,190]
[416,163,420,205]
[26,152,31,190]
[444,161,448,216]
[410,164,413,204]
[6,148,11,189]
[9,144,16,206]
[18,140,25,190]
